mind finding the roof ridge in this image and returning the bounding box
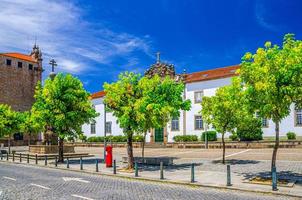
[187,64,240,75]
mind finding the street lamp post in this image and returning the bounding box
[103,103,107,161]
[205,123,208,149]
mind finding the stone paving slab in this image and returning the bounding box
[1,155,301,198]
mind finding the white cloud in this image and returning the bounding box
[255,2,279,32]
[0,0,152,75]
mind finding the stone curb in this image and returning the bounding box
[1,160,301,199]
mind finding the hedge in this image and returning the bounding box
[173,135,198,142]
[287,132,296,140]
[201,131,217,141]
[87,135,145,143]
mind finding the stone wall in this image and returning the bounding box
[68,140,302,149]
[29,145,75,154]
[0,55,42,111]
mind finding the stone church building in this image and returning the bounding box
[0,45,43,142]
[0,45,43,111]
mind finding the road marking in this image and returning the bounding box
[3,176,16,181]
[71,194,94,200]
[214,149,251,160]
[30,183,50,190]
[63,177,90,183]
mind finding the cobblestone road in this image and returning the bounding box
[0,162,295,200]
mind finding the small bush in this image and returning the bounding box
[173,135,198,142]
[287,132,296,140]
[107,135,127,142]
[236,118,263,141]
[201,131,217,141]
[79,134,87,142]
[133,135,144,142]
[87,136,104,142]
[229,133,238,141]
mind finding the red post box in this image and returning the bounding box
[105,145,113,167]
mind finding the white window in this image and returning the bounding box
[194,91,203,103]
[171,117,179,131]
[295,108,302,126]
[256,113,268,128]
[105,122,112,134]
[195,115,203,130]
[90,122,96,134]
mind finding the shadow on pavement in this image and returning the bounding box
[241,170,302,185]
[136,162,203,172]
[212,159,260,165]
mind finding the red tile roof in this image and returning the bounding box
[90,90,106,99]
[0,52,38,63]
[90,64,240,99]
[185,65,240,83]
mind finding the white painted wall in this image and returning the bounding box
[82,77,302,141]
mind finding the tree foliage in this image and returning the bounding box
[104,72,191,168]
[32,73,98,161]
[0,104,22,153]
[240,34,302,177]
[19,111,44,145]
[201,78,257,163]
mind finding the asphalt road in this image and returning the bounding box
[0,162,294,200]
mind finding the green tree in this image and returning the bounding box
[104,73,191,168]
[104,72,142,169]
[32,73,98,162]
[19,111,44,146]
[201,78,249,164]
[236,117,263,141]
[137,75,191,158]
[240,34,302,174]
[0,104,22,153]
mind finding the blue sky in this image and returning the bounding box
[0,0,302,93]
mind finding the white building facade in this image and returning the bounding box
[82,63,302,143]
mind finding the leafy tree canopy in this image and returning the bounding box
[32,73,98,140]
[240,34,302,122]
[0,104,21,138]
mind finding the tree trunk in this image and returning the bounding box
[8,136,11,154]
[127,135,134,169]
[28,132,31,146]
[271,121,280,171]
[58,137,64,163]
[222,132,226,164]
[141,132,147,159]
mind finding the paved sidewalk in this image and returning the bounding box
[1,156,301,198]
[3,146,302,198]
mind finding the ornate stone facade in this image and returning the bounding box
[0,45,43,111]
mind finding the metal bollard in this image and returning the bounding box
[227,165,232,186]
[191,163,195,183]
[27,154,29,163]
[96,159,99,172]
[12,153,15,162]
[55,156,57,167]
[80,157,83,170]
[19,153,22,162]
[113,159,116,174]
[272,166,278,191]
[135,162,138,177]
[67,158,70,168]
[45,155,48,166]
[35,154,38,164]
[160,161,164,180]
[1,153,3,160]
[6,153,9,161]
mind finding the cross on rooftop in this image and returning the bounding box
[49,59,57,73]
[156,52,160,63]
